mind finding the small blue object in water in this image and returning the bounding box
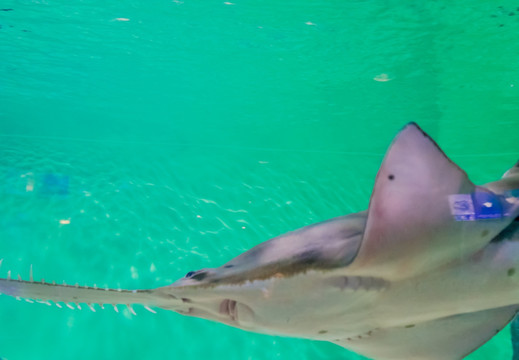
[39,173,69,196]
[3,169,70,197]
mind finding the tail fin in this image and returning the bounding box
[0,260,173,314]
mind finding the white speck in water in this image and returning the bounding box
[150,263,157,272]
[374,73,392,82]
[115,18,130,22]
[305,21,316,26]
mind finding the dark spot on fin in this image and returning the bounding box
[405,324,415,328]
[223,265,234,268]
[388,174,395,180]
[318,330,328,334]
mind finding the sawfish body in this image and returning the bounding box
[1,123,518,360]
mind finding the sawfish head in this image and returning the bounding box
[1,122,518,359]
[154,211,371,338]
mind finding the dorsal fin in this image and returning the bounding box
[350,123,516,278]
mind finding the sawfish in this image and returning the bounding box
[1,123,518,360]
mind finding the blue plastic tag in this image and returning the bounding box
[449,188,517,221]
[448,194,476,221]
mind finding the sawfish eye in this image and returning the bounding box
[185,271,196,278]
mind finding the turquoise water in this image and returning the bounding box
[1,0,519,359]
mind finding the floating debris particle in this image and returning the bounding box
[374,73,393,82]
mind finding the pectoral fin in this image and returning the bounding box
[334,305,519,360]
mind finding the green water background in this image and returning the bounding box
[1,0,519,359]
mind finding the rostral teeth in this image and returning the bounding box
[144,306,157,314]
[127,304,136,315]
